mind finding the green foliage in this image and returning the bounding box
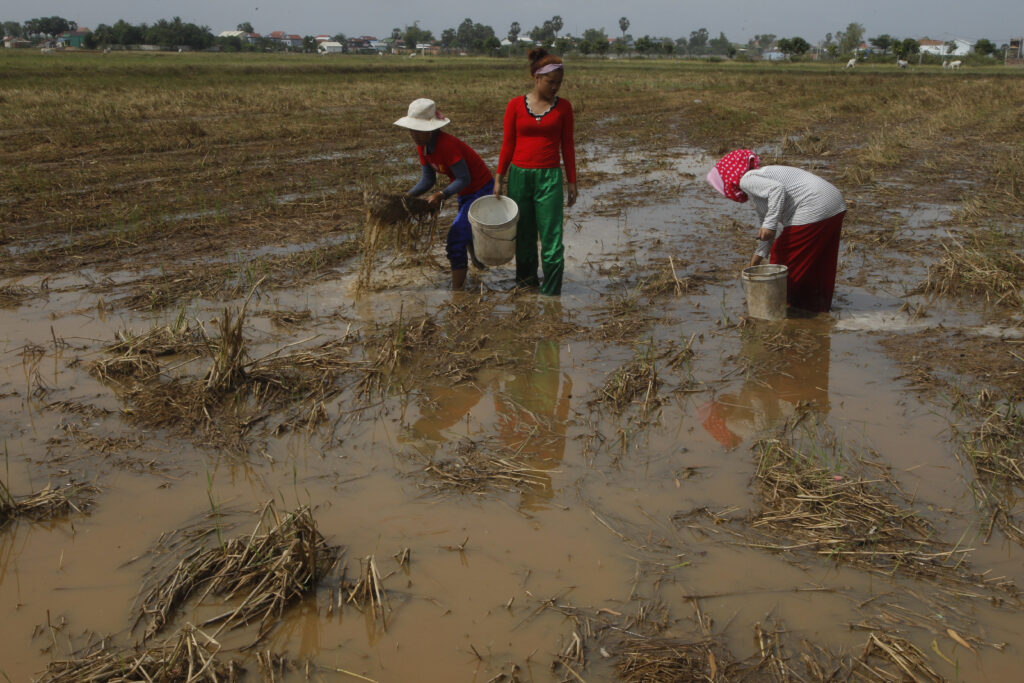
[974,38,997,56]
[709,32,733,56]
[688,28,709,54]
[870,34,893,54]
[144,17,213,50]
[619,17,630,36]
[634,35,656,55]
[23,16,74,36]
[403,21,434,50]
[837,22,865,55]
[893,38,920,58]
[454,17,495,51]
[529,20,555,45]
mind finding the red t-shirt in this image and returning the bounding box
[496,96,577,183]
[418,130,493,196]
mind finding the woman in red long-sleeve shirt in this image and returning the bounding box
[494,48,578,296]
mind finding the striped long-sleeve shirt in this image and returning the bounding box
[739,166,846,258]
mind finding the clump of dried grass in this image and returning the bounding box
[918,238,1024,308]
[344,554,392,631]
[0,480,99,530]
[91,314,206,383]
[0,284,38,307]
[137,502,340,644]
[405,439,553,496]
[357,189,438,291]
[614,636,732,682]
[594,290,654,342]
[752,423,967,578]
[638,256,704,298]
[39,626,238,683]
[957,399,1024,545]
[97,305,360,447]
[591,343,664,424]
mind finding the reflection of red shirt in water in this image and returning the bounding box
[417,131,493,196]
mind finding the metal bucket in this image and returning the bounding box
[741,264,788,320]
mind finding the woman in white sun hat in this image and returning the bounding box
[395,98,494,290]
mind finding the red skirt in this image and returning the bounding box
[769,210,845,313]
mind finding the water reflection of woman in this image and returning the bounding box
[495,338,572,509]
[700,324,831,447]
[410,382,486,442]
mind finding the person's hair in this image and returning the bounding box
[528,48,563,76]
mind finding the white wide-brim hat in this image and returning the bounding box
[394,98,451,131]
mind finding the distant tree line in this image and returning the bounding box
[1,13,1010,60]
[88,17,215,50]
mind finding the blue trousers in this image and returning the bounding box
[447,180,495,271]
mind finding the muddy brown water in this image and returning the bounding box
[2,147,1023,681]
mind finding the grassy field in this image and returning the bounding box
[2,51,1023,681]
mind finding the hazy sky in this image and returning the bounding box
[4,0,1019,44]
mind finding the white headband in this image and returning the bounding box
[535,63,563,75]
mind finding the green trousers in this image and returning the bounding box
[508,165,564,296]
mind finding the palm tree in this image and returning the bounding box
[619,17,629,39]
[551,16,563,38]
[508,21,520,44]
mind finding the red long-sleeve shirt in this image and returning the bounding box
[496,96,577,183]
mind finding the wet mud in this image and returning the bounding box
[4,116,1024,681]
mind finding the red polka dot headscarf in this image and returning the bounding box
[706,149,762,203]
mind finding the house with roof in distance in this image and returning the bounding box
[4,35,33,48]
[218,30,260,46]
[918,37,973,56]
[57,27,91,48]
[347,36,384,54]
[266,31,302,49]
[318,40,344,54]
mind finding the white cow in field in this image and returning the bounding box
[943,60,963,70]
[897,59,909,69]
[844,58,857,69]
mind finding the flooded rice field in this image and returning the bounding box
[2,55,1023,681]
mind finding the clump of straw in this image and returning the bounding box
[0,481,99,530]
[406,440,553,496]
[137,502,340,644]
[39,626,237,682]
[590,343,664,424]
[344,554,392,631]
[919,238,1024,308]
[752,426,966,579]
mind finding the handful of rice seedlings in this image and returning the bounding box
[358,189,440,290]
